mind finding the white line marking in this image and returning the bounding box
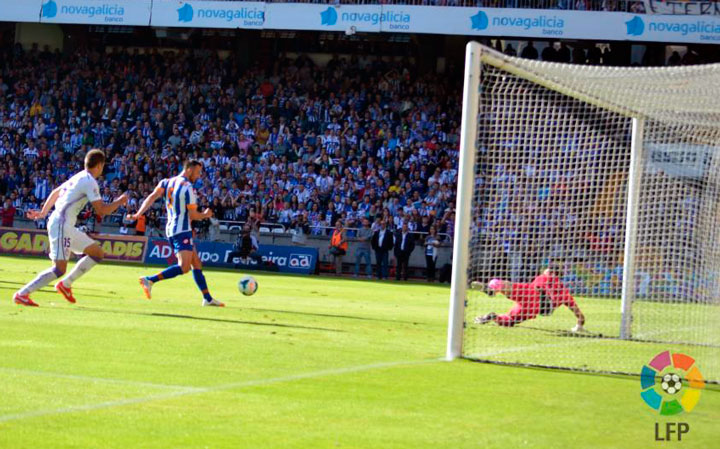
[0,358,440,424]
[465,325,718,363]
[0,367,200,392]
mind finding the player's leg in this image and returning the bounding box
[14,220,69,306]
[138,232,193,299]
[14,260,67,307]
[475,304,532,327]
[190,249,223,307]
[55,229,105,303]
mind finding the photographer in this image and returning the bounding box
[291,212,310,246]
[226,224,263,268]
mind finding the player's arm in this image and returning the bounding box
[128,185,164,221]
[27,186,61,219]
[187,204,213,221]
[91,194,128,218]
[569,302,585,327]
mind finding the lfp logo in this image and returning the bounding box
[320,7,338,26]
[470,10,489,31]
[41,0,58,18]
[640,351,705,416]
[626,16,645,36]
[177,3,193,23]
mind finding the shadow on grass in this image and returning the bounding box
[243,306,422,325]
[71,306,344,333]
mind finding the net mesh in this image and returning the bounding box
[462,46,720,383]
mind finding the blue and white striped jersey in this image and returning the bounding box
[159,176,197,238]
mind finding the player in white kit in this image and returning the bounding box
[128,159,224,307]
[14,149,128,306]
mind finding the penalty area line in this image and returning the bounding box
[0,358,441,424]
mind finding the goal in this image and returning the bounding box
[447,42,720,384]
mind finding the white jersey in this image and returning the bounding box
[159,175,197,238]
[50,170,101,227]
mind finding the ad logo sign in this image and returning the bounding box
[41,0,58,18]
[320,7,337,26]
[177,3,193,22]
[470,10,488,31]
[626,15,645,36]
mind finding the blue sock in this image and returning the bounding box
[148,265,184,283]
[192,269,212,301]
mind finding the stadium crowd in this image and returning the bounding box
[0,43,460,247]
[0,41,706,287]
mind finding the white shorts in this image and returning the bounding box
[47,218,96,261]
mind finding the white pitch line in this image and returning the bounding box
[0,367,201,392]
[464,325,715,360]
[0,358,440,424]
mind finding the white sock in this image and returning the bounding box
[19,267,61,295]
[61,256,99,287]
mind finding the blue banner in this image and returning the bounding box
[145,237,317,275]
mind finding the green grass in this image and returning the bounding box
[0,255,717,449]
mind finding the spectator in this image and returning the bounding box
[372,219,394,280]
[329,219,348,275]
[541,44,558,63]
[424,226,441,282]
[227,225,262,268]
[520,41,539,60]
[394,222,415,281]
[1,198,16,227]
[208,215,220,242]
[354,218,373,278]
[557,42,572,63]
[134,212,147,236]
[291,213,310,246]
[504,44,517,57]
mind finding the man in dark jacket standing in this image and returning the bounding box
[371,219,394,280]
[393,222,415,281]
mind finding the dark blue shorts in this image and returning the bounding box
[169,231,194,254]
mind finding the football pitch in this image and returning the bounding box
[0,255,718,449]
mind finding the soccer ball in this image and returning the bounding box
[661,373,683,395]
[238,275,258,296]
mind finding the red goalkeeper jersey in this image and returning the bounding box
[507,283,541,317]
[531,273,577,308]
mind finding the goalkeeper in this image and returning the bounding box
[472,266,586,332]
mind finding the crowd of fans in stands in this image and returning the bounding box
[0,41,708,286]
[0,43,461,244]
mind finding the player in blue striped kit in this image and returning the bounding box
[128,160,224,307]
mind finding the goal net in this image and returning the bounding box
[448,42,720,384]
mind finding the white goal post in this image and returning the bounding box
[447,42,720,382]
